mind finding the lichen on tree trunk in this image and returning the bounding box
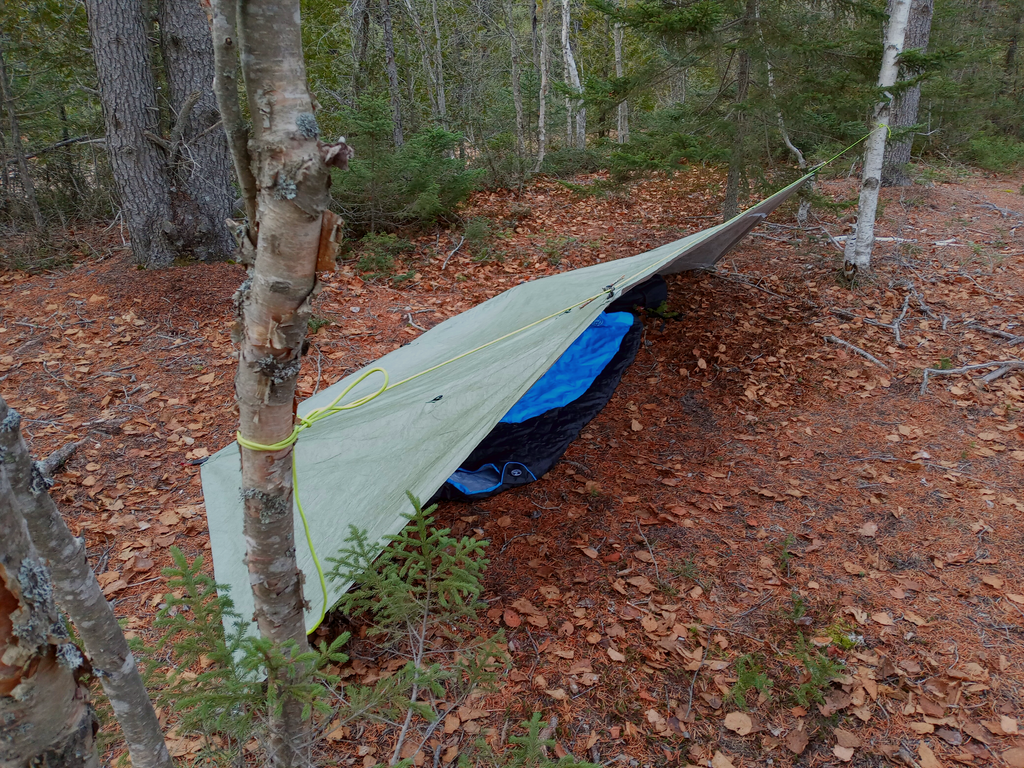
[0,453,98,767]
[213,0,334,762]
[0,396,171,768]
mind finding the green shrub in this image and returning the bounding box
[136,548,347,759]
[966,135,1024,171]
[538,146,607,177]
[353,231,413,277]
[331,97,484,235]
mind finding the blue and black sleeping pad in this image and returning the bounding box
[433,275,667,502]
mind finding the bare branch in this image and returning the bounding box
[4,135,93,165]
[920,361,1024,394]
[168,89,202,165]
[441,235,465,270]
[965,323,1024,346]
[823,335,889,368]
[39,439,85,479]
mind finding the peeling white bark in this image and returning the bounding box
[845,0,912,270]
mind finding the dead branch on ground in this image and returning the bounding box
[823,335,889,368]
[919,361,1024,394]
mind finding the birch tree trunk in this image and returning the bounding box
[845,0,912,270]
[0,461,98,767]
[882,0,934,187]
[534,0,549,171]
[613,13,628,144]
[561,0,585,148]
[430,0,448,126]
[158,0,235,260]
[213,0,336,762]
[0,46,44,230]
[84,0,179,268]
[0,397,171,768]
[381,0,406,146]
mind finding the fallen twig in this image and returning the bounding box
[831,235,918,244]
[406,313,427,332]
[975,201,1023,219]
[635,518,661,583]
[957,271,1002,297]
[965,323,1024,346]
[981,364,1021,384]
[441,235,465,270]
[821,229,846,253]
[823,336,889,368]
[919,360,1024,394]
[40,439,85,479]
[683,640,711,721]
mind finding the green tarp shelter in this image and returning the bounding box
[201,172,812,635]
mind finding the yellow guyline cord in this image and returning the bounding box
[237,129,877,633]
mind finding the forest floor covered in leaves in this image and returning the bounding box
[2,164,1023,767]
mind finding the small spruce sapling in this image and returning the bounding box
[726,654,773,710]
[790,634,844,707]
[327,493,508,762]
[497,713,601,768]
[138,548,348,758]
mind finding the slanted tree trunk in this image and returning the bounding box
[534,0,550,171]
[845,0,912,271]
[531,0,539,73]
[613,13,628,144]
[84,0,179,268]
[213,0,338,762]
[723,0,757,222]
[0,45,44,230]
[0,397,172,768]
[430,0,448,126]
[381,0,406,146]
[561,0,585,148]
[158,0,235,259]
[0,460,98,767]
[882,0,934,186]
[1004,5,1022,93]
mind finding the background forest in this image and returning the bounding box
[1,0,1023,256]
